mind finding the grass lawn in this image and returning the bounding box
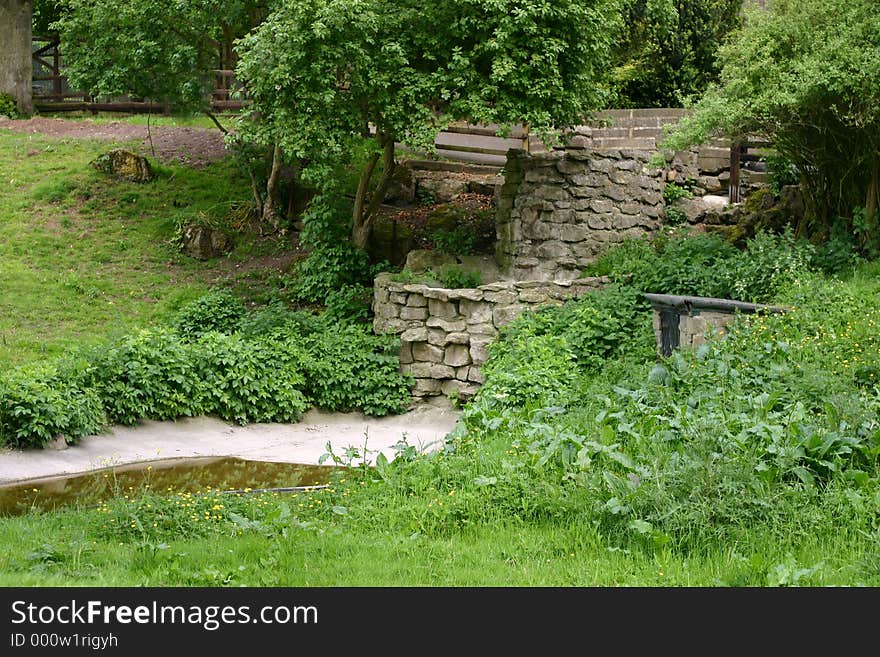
[0,125,292,368]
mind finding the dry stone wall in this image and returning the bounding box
[373,273,607,400]
[495,147,665,281]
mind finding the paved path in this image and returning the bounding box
[0,406,461,486]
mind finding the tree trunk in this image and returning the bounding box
[867,158,879,223]
[0,0,33,116]
[351,133,396,250]
[262,142,284,230]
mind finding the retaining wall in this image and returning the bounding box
[373,273,607,399]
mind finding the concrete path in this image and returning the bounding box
[0,406,461,486]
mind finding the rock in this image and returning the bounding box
[180,224,233,260]
[384,164,416,203]
[90,149,154,183]
[415,174,469,203]
[46,435,68,451]
[404,249,456,274]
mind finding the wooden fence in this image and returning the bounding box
[31,37,243,114]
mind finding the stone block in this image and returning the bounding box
[444,344,472,367]
[535,241,571,260]
[534,185,569,201]
[412,342,444,363]
[390,292,408,304]
[467,322,498,336]
[483,290,518,305]
[428,298,458,318]
[428,329,447,346]
[430,364,456,379]
[406,362,433,378]
[406,295,427,308]
[602,186,627,202]
[518,289,549,304]
[400,306,428,321]
[374,303,400,320]
[559,224,587,242]
[470,337,495,364]
[401,327,428,342]
[414,378,442,395]
[589,158,613,173]
[426,317,467,332]
[399,341,413,364]
[445,332,471,345]
[467,367,485,384]
[585,214,610,230]
[455,366,470,382]
[459,300,493,324]
[569,173,607,187]
[440,379,480,398]
[590,198,613,214]
[493,305,525,328]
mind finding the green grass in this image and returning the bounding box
[0,496,874,586]
[0,128,290,367]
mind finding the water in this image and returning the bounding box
[0,457,338,516]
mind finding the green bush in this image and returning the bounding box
[298,324,412,416]
[0,361,105,449]
[0,93,19,119]
[324,284,372,323]
[584,229,813,303]
[87,328,206,424]
[286,242,379,304]
[437,265,481,289]
[171,290,246,339]
[192,332,309,425]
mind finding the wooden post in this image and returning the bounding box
[729,141,742,204]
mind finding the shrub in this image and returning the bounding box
[299,324,412,416]
[286,242,379,304]
[171,290,246,339]
[324,285,372,323]
[191,332,310,425]
[437,265,481,289]
[87,328,206,424]
[0,93,19,119]
[0,361,105,449]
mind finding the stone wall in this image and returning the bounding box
[495,147,665,281]
[373,273,607,400]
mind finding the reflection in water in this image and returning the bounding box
[0,458,338,516]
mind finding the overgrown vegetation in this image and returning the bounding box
[0,291,412,448]
[611,0,743,108]
[4,232,880,585]
[663,0,880,255]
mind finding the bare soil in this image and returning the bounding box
[0,116,228,168]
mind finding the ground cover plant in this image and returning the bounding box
[2,227,879,585]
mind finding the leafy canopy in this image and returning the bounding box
[662,0,880,235]
[54,0,272,111]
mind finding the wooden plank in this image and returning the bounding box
[444,121,528,139]
[434,132,523,155]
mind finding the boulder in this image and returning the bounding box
[91,149,154,183]
[180,224,233,260]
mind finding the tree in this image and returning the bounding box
[236,0,621,250]
[54,0,286,224]
[661,0,880,245]
[0,0,33,115]
[610,0,743,108]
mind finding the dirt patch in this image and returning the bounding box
[0,116,228,168]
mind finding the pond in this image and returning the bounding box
[0,457,338,516]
